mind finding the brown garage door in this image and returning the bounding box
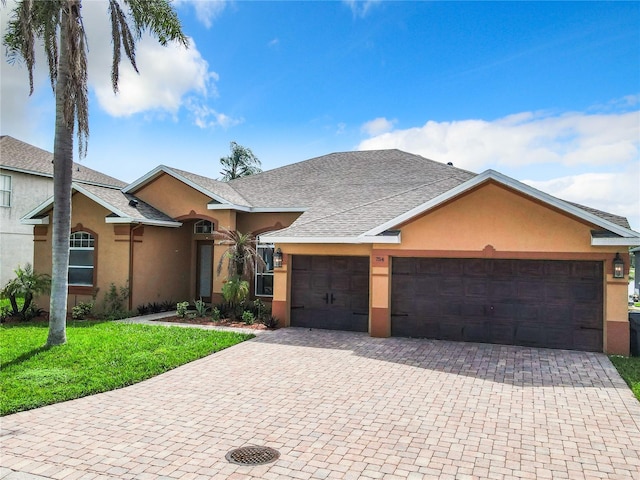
[391,258,603,351]
[291,255,369,332]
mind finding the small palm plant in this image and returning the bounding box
[1,264,51,320]
[215,227,265,280]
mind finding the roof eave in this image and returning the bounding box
[104,217,182,228]
[591,236,640,247]
[258,234,401,244]
[21,216,50,225]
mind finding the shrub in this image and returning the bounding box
[102,283,129,317]
[160,300,174,312]
[262,315,279,329]
[137,304,150,316]
[241,310,255,325]
[210,306,221,322]
[221,276,249,319]
[0,264,51,320]
[194,298,209,317]
[72,302,94,320]
[252,298,271,322]
[176,301,190,318]
[147,302,162,314]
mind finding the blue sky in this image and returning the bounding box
[1,0,639,229]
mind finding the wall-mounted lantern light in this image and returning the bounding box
[273,248,283,268]
[613,253,624,279]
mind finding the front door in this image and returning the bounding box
[196,241,214,302]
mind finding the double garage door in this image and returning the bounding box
[392,258,603,352]
[290,255,603,351]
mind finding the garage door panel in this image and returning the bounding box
[291,255,369,332]
[517,261,546,276]
[391,258,603,352]
[464,278,488,297]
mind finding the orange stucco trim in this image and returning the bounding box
[371,307,390,337]
[271,300,288,327]
[606,321,630,356]
[373,249,613,261]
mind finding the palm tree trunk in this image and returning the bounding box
[47,9,73,347]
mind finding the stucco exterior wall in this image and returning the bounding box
[133,173,213,218]
[131,225,192,308]
[0,170,53,286]
[273,183,630,354]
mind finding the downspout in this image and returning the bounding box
[128,223,143,311]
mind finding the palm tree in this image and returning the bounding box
[219,141,262,181]
[215,227,264,280]
[3,0,187,346]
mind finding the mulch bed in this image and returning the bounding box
[155,316,270,330]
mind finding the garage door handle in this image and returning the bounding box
[330,293,335,304]
[291,305,304,310]
[392,313,409,317]
[323,293,329,304]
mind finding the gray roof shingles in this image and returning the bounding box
[1,135,126,188]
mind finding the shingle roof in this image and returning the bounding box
[230,150,477,237]
[0,135,126,188]
[77,184,176,224]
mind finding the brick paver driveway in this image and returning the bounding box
[2,328,640,480]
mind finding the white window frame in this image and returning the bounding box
[194,220,214,234]
[69,231,95,286]
[0,174,11,207]
[255,243,275,297]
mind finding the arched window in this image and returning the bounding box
[194,220,214,234]
[69,231,95,286]
[255,243,274,297]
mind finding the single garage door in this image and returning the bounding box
[291,255,369,331]
[391,258,603,351]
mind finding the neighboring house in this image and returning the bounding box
[0,136,126,286]
[24,149,640,354]
[632,246,640,299]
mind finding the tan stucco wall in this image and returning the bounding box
[133,173,213,218]
[273,182,630,353]
[131,225,192,307]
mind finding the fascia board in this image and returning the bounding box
[258,235,400,244]
[0,165,53,178]
[21,216,50,225]
[21,196,54,221]
[208,204,307,213]
[121,165,167,193]
[364,170,639,239]
[125,165,244,209]
[591,236,640,247]
[104,217,182,228]
[208,203,251,212]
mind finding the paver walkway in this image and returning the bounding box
[2,328,639,480]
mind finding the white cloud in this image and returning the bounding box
[187,100,243,129]
[523,168,640,231]
[358,110,639,171]
[361,117,396,136]
[93,37,217,117]
[175,0,228,28]
[343,0,381,18]
[1,1,232,137]
[358,106,640,230]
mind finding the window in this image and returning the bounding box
[0,174,11,207]
[69,231,95,286]
[194,220,214,234]
[255,244,274,296]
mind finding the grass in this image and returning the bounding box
[610,355,640,401]
[0,321,253,416]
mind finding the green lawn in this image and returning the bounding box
[610,355,640,401]
[0,321,253,416]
